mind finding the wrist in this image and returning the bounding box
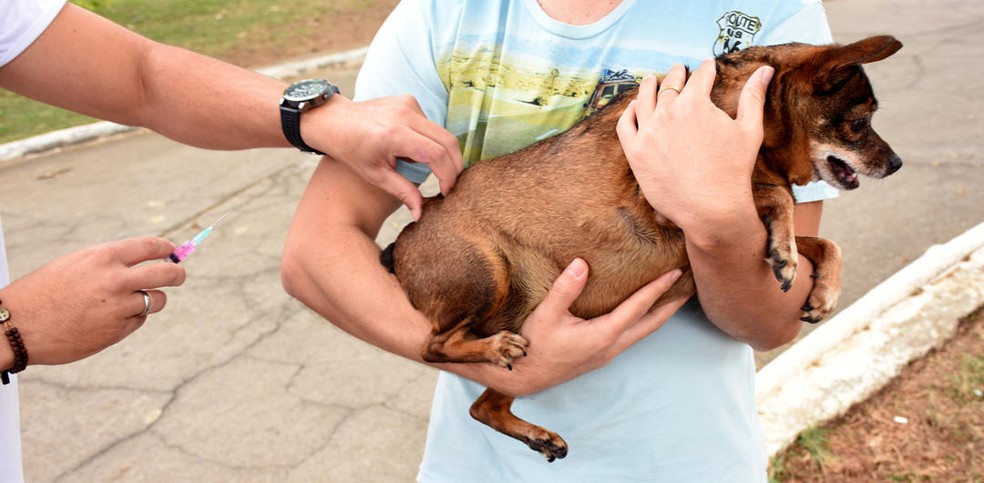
[298,95,344,158]
[0,331,12,375]
[677,194,760,249]
[0,297,29,384]
[280,78,340,155]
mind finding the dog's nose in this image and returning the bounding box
[887,153,902,175]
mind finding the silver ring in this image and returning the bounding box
[138,290,152,318]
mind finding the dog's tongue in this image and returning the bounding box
[828,156,859,190]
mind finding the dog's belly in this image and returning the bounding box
[393,200,689,333]
[499,226,689,328]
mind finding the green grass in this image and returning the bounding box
[93,0,338,60]
[769,427,834,482]
[948,354,984,402]
[0,91,98,142]
[0,0,363,143]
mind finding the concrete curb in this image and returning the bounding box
[757,221,984,457]
[0,46,369,163]
[0,121,134,163]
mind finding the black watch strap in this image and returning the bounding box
[280,105,324,155]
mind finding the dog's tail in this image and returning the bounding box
[380,242,397,273]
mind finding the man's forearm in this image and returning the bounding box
[281,217,429,361]
[684,204,815,351]
[688,237,812,351]
[0,3,291,151]
[137,43,290,150]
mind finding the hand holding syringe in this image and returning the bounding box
[169,211,231,263]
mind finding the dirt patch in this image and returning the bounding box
[772,307,984,481]
[220,0,399,69]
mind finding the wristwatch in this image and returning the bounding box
[279,78,340,155]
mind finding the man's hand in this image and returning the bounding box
[307,95,464,221]
[0,237,186,368]
[616,61,774,243]
[499,258,688,396]
[616,61,816,349]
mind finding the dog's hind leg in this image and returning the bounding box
[421,316,529,370]
[414,235,529,369]
[470,388,568,462]
[794,236,842,323]
[753,183,798,291]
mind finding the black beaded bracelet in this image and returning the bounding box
[0,300,28,385]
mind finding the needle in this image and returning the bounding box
[168,211,232,263]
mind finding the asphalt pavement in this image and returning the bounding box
[0,0,981,481]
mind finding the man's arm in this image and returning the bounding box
[281,158,688,397]
[684,200,822,351]
[618,62,818,351]
[0,3,461,219]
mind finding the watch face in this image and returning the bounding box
[283,79,332,102]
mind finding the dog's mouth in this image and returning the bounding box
[827,156,860,190]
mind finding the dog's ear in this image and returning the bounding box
[813,35,903,92]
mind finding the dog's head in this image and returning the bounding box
[715,35,903,190]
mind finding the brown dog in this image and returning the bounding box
[382,36,903,461]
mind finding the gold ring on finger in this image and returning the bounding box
[658,86,682,96]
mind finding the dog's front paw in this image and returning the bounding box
[763,215,799,292]
[488,331,529,370]
[800,272,840,323]
[766,245,798,292]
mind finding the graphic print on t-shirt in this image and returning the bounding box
[714,10,762,55]
[426,4,818,170]
[437,45,630,164]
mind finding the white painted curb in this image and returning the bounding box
[0,47,369,163]
[757,220,984,457]
[0,121,133,162]
[255,46,367,79]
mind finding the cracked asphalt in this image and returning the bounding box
[1,0,981,480]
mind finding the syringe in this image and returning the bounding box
[169,211,232,263]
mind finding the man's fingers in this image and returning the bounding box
[126,261,186,291]
[537,258,589,319]
[394,95,463,176]
[605,269,683,330]
[432,163,458,198]
[596,269,681,352]
[605,269,688,353]
[436,127,465,175]
[128,289,167,319]
[657,63,687,98]
[409,122,464,195]
[736,65,774,131]
[616,100,639,141]
[377,170,425,221]
[112,237,177,266]
[616,295,689,349]
[391,123,462,197]
[681,59,717,97]
[635,75,658,123]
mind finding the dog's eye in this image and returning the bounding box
[848,118,868,133]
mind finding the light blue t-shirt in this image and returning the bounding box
[356,1,835,481]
